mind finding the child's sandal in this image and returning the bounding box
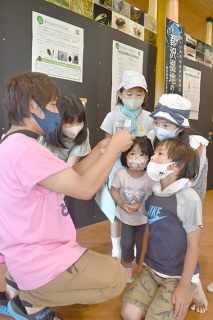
[8,296,62,320]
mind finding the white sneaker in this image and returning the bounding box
[207,283,213,292]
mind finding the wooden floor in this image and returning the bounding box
[0,190,213,320]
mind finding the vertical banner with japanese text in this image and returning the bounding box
[164,18,185,95]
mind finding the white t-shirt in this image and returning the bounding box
[100,108,153,136]
[111,168,155,226]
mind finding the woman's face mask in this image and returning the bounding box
[32,108,60,134]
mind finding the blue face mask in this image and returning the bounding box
[154,126,179,141]
[32,108,60,134]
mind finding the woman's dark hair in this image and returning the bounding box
[45,93,88,149]
[121,136,153,168]
[2,72,60,126]
[153,126,200,149]
[156,138,199,180]
[116,87,148,109]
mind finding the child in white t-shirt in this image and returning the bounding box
[100,70,153,262]
[111,136,154,283]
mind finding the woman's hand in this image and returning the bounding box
[111,130,135,153]
[96,138,111,156]
[96,130,134,156]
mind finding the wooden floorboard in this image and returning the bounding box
[0,190,213,320]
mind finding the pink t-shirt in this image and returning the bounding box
[0,133,86,290]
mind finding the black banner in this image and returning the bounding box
[164,18,185,95]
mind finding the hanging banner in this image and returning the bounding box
[164,18,185,95]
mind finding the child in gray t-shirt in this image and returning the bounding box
[122,138,203,320]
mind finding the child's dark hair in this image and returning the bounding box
[116,87,148,109]
[121,136,153,168]
[45,93,88,149]
[156,138,200,180]
[2,72,60,127]
[153,127,200,149]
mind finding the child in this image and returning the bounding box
[147,93,209,204]
[100,70,153,262]
[111,136,154,283]
[38,93,91,166]
[122,138,202,320]
[147,94,208,313]
[0,71,135,319]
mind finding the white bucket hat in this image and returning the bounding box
[150,94,191,128]
[118,70,148,92]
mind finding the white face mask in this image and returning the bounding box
[62,125,83,139]
[122,97,144,111]
[147,161,175,181]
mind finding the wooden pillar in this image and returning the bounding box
[206,17,213,46]
[154,0,179,105]
[148,0,157,19]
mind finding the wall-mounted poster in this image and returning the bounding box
[111,41,143,110]
[183,66,201,120]
[164,18,185,95]
[32,11,84,82]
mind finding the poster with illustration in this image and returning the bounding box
[32,12,84,82]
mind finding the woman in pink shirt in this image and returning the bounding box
[0,72,134,320]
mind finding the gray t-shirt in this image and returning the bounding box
[38,130,91,163]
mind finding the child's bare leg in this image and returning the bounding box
[190,280,208,313]
[111,216,122,238]
[122,301,146,320]
[111,217,122,262]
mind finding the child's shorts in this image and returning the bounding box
[123,266,195,320]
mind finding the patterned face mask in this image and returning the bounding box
[126,156,148,171]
